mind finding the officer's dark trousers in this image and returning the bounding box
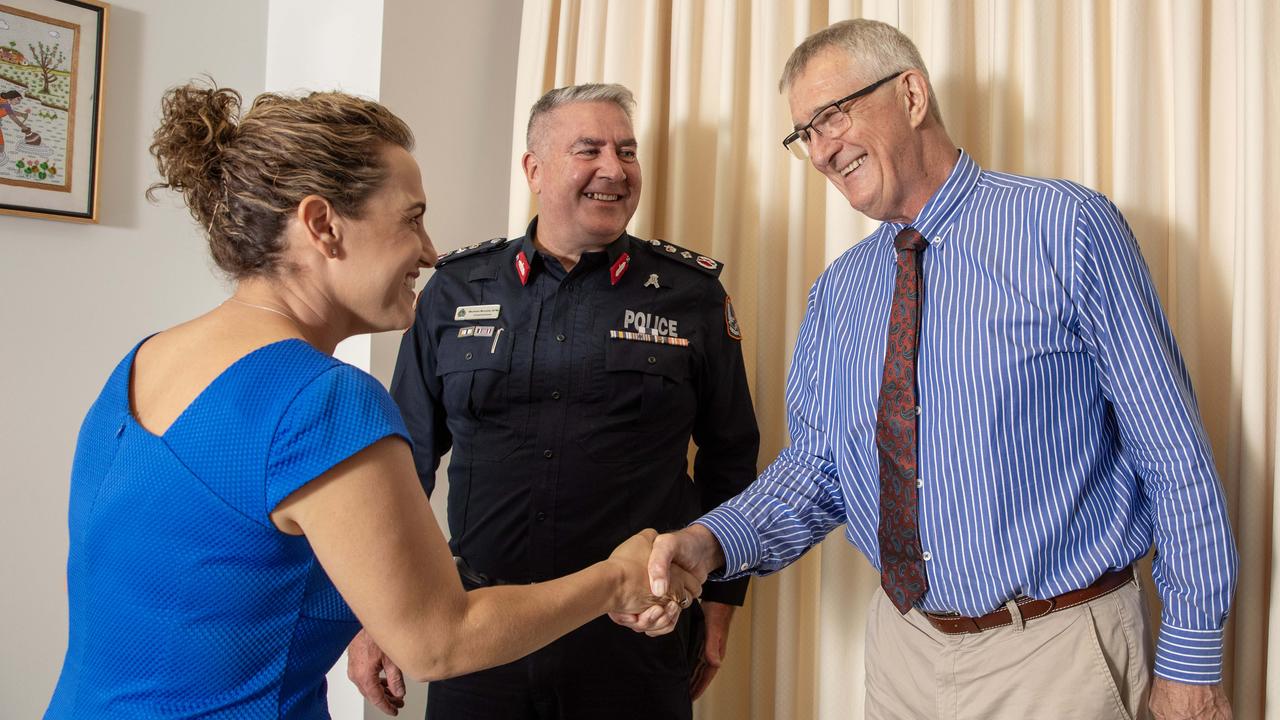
[426,604,703,720]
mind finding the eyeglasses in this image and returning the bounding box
[782,71,905,160]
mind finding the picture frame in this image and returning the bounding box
[0,0,107,223]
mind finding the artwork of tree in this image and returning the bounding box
[26,40,63,94]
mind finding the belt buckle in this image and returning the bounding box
[922,610,981,635]
[922,610,960,624]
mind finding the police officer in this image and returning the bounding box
[347,83,760,719]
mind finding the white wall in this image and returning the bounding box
[372,0,525,382]
[0,1,269,717]
[266,0,384,99]
[266,0,386,380]
[368,1,523,716]
[263,1,390,714]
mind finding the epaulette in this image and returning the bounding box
[436,237,515,267]
[634,238,723,277]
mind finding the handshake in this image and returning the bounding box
[349,525,730,716]
[605,525,725,636]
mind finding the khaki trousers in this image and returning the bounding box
[864,578,1154,720]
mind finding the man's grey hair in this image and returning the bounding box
[526,83,636,151]
[779,19,943,125]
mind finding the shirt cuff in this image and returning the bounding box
[693,506,761,581]
[1155,622,1224,684]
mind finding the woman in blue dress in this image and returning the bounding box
[44,82,697,719]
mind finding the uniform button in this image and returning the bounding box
[915,405,922,416]
[647,356,657,364]
[916,477,924,489]
[464,352,473,360]
[921,551,933,561]
[551,390,561,400]
[556,333,566,342]
[536,512,547,522]
[739,563,750,571]
[543,449,554,459]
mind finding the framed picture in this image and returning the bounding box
[0,0,107,223]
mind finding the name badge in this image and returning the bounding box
[454,304,501,321]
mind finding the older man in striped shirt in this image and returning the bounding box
[624,19,1237,720]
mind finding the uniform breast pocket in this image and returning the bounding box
[581,339,695,463]
[435,331,527,460]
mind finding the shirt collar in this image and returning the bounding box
[886,149,982,244]
[515,216,633,285]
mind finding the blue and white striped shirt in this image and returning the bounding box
[698,151,1237,684]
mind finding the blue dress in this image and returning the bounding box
[46,339,410,718]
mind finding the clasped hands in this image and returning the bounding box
[347,528,716,715]
[609,526,720,636]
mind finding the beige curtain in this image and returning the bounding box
[507,1,1280,717]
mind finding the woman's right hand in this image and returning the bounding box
[605,529,702,635]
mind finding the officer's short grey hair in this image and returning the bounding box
[778,19,943,125]
[526,83,636,151]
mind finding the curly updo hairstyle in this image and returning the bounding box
[147,80,414,278]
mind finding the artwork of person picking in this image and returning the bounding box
[0,0,106,222]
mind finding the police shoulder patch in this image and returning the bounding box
[635,237,723,277]
[436,237,514,267]
[724,295,742,341]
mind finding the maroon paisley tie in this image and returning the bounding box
[877,227,929,614]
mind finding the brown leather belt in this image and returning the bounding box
[921,565,1134,635]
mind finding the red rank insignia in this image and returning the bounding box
[610,252,630,286]
[515,251,530,286]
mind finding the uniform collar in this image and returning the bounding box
[884,149,982,245]
[513,216,633,287]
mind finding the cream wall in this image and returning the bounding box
[0,1,269,717]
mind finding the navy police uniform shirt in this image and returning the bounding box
[391,217,759,606]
